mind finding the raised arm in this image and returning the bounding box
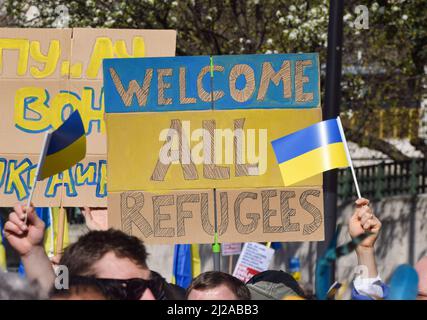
[348,198,382,277]
[348,198,386,299]
[3,204,55,296]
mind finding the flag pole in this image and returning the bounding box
[212,188,221,271]
[25,131,51,223]
[336,117,362,199]
[55,206,66,258]
[209,57,221,271]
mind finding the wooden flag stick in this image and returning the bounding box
[55,206,66,257]
[228,255,233,275]
[336,116,362,199]
[25,131,51,224]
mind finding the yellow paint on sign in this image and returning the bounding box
[106,108,322,192]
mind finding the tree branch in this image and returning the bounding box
[346,127,411,161]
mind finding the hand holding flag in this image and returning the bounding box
[25,110,87,222]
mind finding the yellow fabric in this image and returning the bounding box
[0,241,6,270]
[43,207,69,257]
[278,142,349,186]
[39,135,86,180]
[191,244,201,278]
[0,217,6,270]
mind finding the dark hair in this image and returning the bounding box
[60,229,149,276]
[186,271,251,300]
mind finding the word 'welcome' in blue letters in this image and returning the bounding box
[103,53,320,113]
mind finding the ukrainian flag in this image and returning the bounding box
[172,244,201,289]
[37,110,86,181]
[0,216,6,270]
[272,117,350,186]
[37,207,70,257]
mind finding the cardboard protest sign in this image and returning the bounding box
[108,189,215,245]
[212,53,320,110]
[71,28,177,80]
[216,187,324,243]
[0,28,176,206]
[106,108,322,191]
[107,187,323,244]
[233,242,275,282]
[0,28,71,79]
[104,53,320,112]
[0,155,62,207]
[104,53,324,244]
[60,155,107,207]
[105,56,213,113]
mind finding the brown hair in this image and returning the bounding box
[186,271,251,300]
[60,229,148,276]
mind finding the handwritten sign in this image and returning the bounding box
[222,243,242,256]
[108,187,323,244]
[233,242,275,283]
[104,53,319,113]
[104,53,324,244]
[0,28,176,206]
[106,108,322,191]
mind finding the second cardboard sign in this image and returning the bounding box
[108,187,324,245]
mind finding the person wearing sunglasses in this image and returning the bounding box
[58,275,166,300]
[4,204,185,300]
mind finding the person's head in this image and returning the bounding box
[59,229,156,300]
[415,256,427,300]
[60,229,149,278]
[246,270,306,300]
[0,271,45,300]
[186,271,251,300]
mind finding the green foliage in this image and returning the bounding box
[3,0,427,159]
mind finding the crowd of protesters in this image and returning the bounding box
[0,198,426,300]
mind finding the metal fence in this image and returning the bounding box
[338,158,427,203]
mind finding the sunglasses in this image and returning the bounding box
[69,275,166,300]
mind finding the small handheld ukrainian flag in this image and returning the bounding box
[37,110,86,181]
[26,110,86,209]
[271,117,351,187]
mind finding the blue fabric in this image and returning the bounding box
[271,118,343,163]
[172,244,193,289]
[46,110,85,155]
[271,242,282,250]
